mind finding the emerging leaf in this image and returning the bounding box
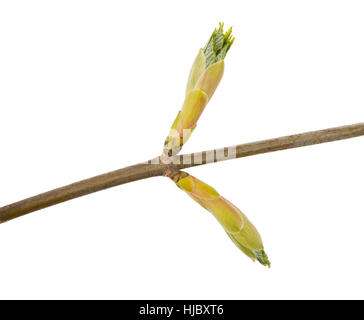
[204,22,234,68]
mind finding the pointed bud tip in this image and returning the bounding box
[255,250,271,268]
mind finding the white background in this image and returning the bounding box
[0,1,363,299]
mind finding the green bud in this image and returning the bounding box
[173,172,270,267]
[163,23,234,157]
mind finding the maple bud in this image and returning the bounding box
[164,23,234,156]
[168,171,270,267]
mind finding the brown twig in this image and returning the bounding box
[0,122,363,224]
[175,122,364,168]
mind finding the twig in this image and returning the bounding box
[175,122,364,168]
[1,122,363,224]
